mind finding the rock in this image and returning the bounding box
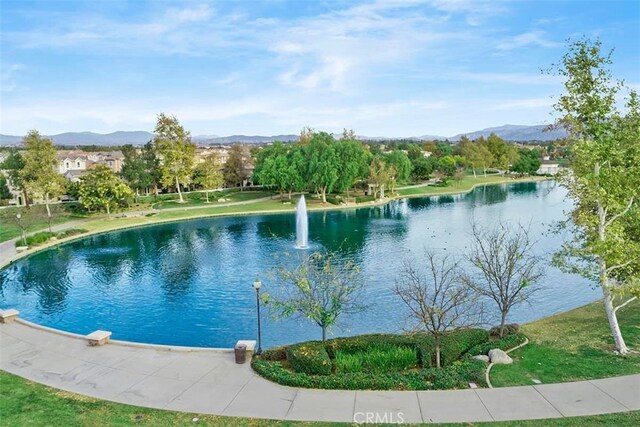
[472,355,490,363]
[488,349,513,365]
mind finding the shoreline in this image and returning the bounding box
[0,175,549,271]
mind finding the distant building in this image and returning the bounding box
[537,161,560,175]
[87,151,124,172]
[57,150,124,178]
[58,152,89,174]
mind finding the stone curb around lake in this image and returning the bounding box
[2,321,639,424]
[486,337,530,388]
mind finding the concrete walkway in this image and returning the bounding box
[1,320,638,423]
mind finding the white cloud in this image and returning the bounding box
[496,30,562,51]
[165,4,213,23]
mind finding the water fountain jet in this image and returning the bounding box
[296,195,309,249]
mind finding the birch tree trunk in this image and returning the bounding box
[175,176,184,203]
[597,178,629,354]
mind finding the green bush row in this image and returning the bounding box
[15,228,88,247]
[465,333,528,357]
[251,358,486,391]
[286,342,332,376]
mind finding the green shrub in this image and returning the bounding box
[465,332,527,356]
[251,358,486,391]
[286,342,332,376]
[16,231,56,247]
[489,323,520,337]
[355,195,375,203]
[436,329,489,367]
[260,346,288,361]
[335,344,417,374]
[324,195,341,205]
[56,228,87,239]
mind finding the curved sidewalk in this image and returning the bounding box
[1,320,638,424]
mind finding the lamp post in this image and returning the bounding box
[16,213,26,246]
[253,278,262,355]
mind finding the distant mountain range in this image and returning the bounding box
[0,124,566,146]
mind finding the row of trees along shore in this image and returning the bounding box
[2,115,549,214]
[253,129,546,203]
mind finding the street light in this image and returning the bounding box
[16,213,26,246]
[253,278,262,355]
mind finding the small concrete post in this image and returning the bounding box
[86,330,112,346]
[0,309,19,324]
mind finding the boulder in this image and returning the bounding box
[488,349,513,365]
[472,355,490,363]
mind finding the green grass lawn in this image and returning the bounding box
[151,190,276,209]
[396,175,546,197]
[0,205,87,243]
[491,299,640,387]
[0,371,637,427]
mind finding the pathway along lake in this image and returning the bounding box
[0,181,600,348]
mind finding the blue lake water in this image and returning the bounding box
[0,181,601,348]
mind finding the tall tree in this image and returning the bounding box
[394,250,482,368]
[384,150,413,182]
[120,144,152,201]
[193,153,224,202]
[368,156,394,199]
[486,133,518,171]
[141,141,162,197]
[334,139,370,197]
[223,144,253,190]
[78,164,133,217]
[265,251,367,341]
[153,113,196,203]
[0,149,27,205]
[550,38,640,354]
[462,222,543,338]
[299,126,316,145]
[305,132,339,203]
[0,174,11,205]
[20,130,66,230]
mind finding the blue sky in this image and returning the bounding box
[1,0,639,137]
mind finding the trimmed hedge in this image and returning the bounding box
[465,333,528,357]
[286,342,332,376]
[253,329,499,391]
[56,228,88,239]
[15,231,55,247]
[438,329,489,367]
[252,358,486,391]
[489,323,520,337]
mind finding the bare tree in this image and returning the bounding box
[462,222,543,338]
[265,251,367,341]
[394,251,482,368]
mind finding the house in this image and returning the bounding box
[537,161,561,175]
[87,151,124,172]
[58,152,89,174]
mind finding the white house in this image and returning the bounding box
[537,161,561,175]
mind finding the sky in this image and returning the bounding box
[1,0,639,137]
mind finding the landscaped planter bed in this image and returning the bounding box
[252,329,524,390]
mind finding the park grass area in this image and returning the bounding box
[397,175,547,197]
[0,205,86,243]
[0,371,638,427]
[491,299,640,387]
[151,190,276,209]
